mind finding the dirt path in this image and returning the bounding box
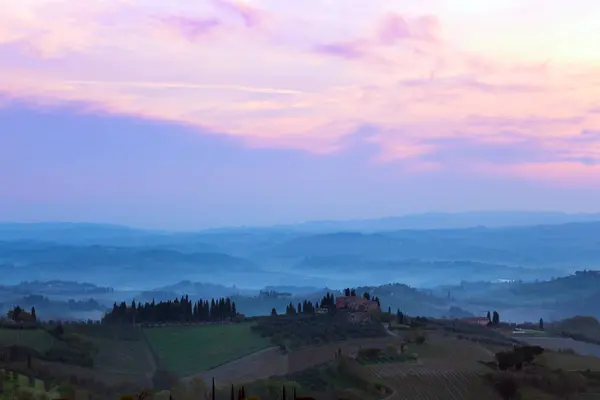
[138,334,158,378]
[383,323,399,337]
[180,336,398,387]
[181,346,285,387]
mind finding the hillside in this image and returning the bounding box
[294,257,560,286]
[264,222,600,268]
[4,309,600,400]
[0,241,259,288]
[4,222,600,290]
[442,271,600,303]
[433,271,600,322]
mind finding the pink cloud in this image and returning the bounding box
[310,12,441,63]
[377,13,440,44]
[1,0,600,185]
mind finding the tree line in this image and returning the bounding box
[342,287,382,307]
[487,310,500,325]
[6,306,37,322]
[102,295,237,324]
[272,292,337,316]
[270,288,382,316]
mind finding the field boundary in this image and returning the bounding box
[181,345,280,383]
[140,328,163,373]
[143,323,274,378]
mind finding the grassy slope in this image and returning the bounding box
[0,328,65,353]
[143,323,271,376]
[89,337,156,376]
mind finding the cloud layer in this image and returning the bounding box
[2,0,600,191]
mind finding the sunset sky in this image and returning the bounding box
[2,0,600,229]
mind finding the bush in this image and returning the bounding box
[15,390,35,400]
[493,374,519,400]
[404,330,426,344]
[357,348,382,361]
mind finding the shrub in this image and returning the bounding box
[357,348,382,361]
[15,390,35,400]
[495,375,519,399]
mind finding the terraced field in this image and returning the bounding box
[182,336,398,387]
[352,333,502,400]
[287,337,397,373]
[365,364,499,400]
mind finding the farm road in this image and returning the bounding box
[181,346,284,387]
[181,337,398,387]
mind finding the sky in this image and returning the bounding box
[1,0,600,229]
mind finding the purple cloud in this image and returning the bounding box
[161,16,221,41]
[420,135,555,165]
[313,41,366,60]
[211,0,263,28]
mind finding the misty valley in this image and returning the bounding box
[3,217,600,400]
[1,218,600,323]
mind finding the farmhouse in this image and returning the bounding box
[335,296,380,323]
[7,309,36,323]
[461,317,490,326]
[259,290,292,299]
[336,296,380,313]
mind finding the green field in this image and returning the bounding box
[91,336,156,376]
[0,328,65,353]
[143,323,272,376]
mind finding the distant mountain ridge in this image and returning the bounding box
[265,211,600,232]
[3,211,600,234]
[4,216,600,294]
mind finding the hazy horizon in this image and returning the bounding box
[2,1,600,229]
[2,3,600,393]
[2,210,600,231]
